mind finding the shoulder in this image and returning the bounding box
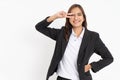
[87,29,99,37]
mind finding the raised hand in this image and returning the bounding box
[54,11,67,18]
[47,11,74,22]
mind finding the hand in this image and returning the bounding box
[47,11,67,22]
[54,11,75,19]
[84,64,91,72]
[53,11,67,19]
[47,11,74,22]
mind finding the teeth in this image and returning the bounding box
[74,21,79,23]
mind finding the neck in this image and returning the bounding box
[73,26,83,37]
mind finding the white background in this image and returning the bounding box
[0,0,120,80]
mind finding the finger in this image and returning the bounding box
[60,11,67,17]
[67,13,75,16]
[65,14,73,18]
[84,65,90,72]
[65,15,72,18]
[66,13,75,18]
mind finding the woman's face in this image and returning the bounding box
[69,7,84,28]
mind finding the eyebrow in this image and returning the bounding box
[71,13,83,16]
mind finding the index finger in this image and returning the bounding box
[66,13,75,18]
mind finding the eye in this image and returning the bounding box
[77,13,82,16]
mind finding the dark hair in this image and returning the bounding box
[64,4,87,41]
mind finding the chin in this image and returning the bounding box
[72,23,82,27]
[71,22,82,27]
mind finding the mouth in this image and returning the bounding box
[73,20,80,24]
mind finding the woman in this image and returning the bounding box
[35,4,113,80]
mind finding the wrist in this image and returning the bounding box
[51,14,57,20]
[47,15,57,22]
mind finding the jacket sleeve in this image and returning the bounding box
[35,17,61,41]
[90,33,114,73]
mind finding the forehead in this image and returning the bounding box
[70,7,82,13]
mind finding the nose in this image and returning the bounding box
[74,14,78,20]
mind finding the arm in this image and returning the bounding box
[35,17,60,40]
[90,33,114,73]
[35,11,69,40]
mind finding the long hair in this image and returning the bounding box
[64,4,87,41]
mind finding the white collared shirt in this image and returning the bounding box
[57,27,85,80]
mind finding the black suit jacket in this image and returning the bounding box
[35,17,113,80]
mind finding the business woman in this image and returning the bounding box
[35,4,113,80]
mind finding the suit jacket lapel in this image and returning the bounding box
[61,29,72,56]
[61,28,90,62]
[77,28,90,63]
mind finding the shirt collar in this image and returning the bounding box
[71,27,85,39]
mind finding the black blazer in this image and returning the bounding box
[35,17,113,80]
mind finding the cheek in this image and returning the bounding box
[81,17,85,21]
[69,19,73,23]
